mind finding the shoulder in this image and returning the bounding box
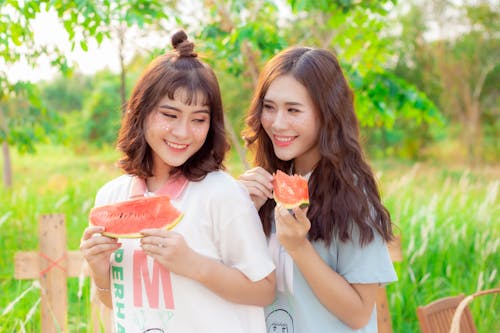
[196,170,245,193]
[201,170,236,183]
[95,174,133,206]
[190,170,253,204]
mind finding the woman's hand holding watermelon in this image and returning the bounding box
[274,204,311,254]
[140,228,202,280]
[238,167,274,210]
[80,226,121,306]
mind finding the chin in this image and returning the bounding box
[274,151,295,162]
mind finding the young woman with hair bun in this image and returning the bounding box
[81,30,275,333]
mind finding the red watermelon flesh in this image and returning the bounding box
[272,170,309,209]
[89,195,183,238]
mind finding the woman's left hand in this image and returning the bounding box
[140,229,201,279]
[274,205,311,253]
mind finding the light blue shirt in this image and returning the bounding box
[265,226,397,333]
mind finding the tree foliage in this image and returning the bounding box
[196,0,442,160]
[3,0,485,188]
[0,0,172,187]
[82,71,125,147]
[392,0,500,162]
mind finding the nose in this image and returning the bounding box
[170,119,190,139]
[271,109,288,131]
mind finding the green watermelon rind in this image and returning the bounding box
[101,213,184,239]
[274,197,310,210]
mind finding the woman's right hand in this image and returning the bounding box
[239,167,274,210]
[80,226,121,284]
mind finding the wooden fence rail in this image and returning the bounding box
[14,214,111,332]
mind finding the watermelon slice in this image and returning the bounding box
[272,170,309,209]
[89,195,183,238]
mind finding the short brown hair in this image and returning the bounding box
[117,30,229,181]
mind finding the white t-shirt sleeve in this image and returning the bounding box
[93,174,132,207]
[209,175,275,282]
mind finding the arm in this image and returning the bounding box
[80,226,121,308]
[140,229,276,306]
[275,205,379,329]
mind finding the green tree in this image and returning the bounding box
[86,0,171,113]
[435,2,500,162]
[392,0,500,162]
[83,73,122,147]
[0,0,172,188]
[0,0,107,187]
[39,73,93,113]
[198,0,442,161]
[0,80,62,187]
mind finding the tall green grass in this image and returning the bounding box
[0,145,121,332]
[0,145,498,332]
[379,162,500,332]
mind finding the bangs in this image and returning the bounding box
[161,64,212,107]
[170,86,209,107]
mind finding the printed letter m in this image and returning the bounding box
[133,250,174,309]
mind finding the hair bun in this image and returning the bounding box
[171,30,197,58]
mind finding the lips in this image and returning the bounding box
[273,135,296,147]
[165,140,189,151]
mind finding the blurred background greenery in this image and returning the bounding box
[0,0,498,332]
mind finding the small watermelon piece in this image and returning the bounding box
[272,170,309,209]
[89,195,183,238]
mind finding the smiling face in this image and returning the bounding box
[144,88,211,175]
[260,75,321,175]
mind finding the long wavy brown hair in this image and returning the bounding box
[117,30,229,181]
[243,46,393,246]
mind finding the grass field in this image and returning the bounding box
[1,144,499,332]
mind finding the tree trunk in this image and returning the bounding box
[465,100,482,165]
[118,25,127,114]
[224,113,249,170]
[208,0,255,170]
[2,141,12,188]
[241,40,260,88]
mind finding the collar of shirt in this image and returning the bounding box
[129,175,188,200]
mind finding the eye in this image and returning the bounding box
[160,112,177,119]
[288,108,300,113]
[263,103,275,111]
[192,118,208,124]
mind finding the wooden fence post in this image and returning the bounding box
[14,214,112,332]
[376,236,403,333]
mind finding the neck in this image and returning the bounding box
[293,158,319,175]
[146,176,167,193]
[147,163,173,193]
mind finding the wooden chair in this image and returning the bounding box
[417,287,500,333]
[376,236,402,333]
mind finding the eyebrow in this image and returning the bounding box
[263,99,305,107]
[158,104,210,114]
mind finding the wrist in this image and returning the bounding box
[91,270,111,293]
[287,238,311,259]
[95,283,111,292]
[189,252,209,282]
